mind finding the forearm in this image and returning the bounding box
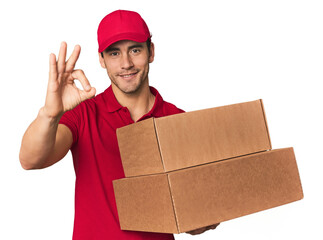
[19,42,94,170]
[19,107,62,169]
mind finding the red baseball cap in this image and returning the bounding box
[97,10,151,53]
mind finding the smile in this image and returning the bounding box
[119,72,138,79]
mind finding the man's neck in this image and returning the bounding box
[111,82,156,122]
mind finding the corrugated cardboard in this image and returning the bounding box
[117,99,272,177]
[113,148,303,233]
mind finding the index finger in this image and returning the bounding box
[66,45,81,72]
[57,41,67,73]
[49,53,58,82]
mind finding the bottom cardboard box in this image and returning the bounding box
[113,147,303,233]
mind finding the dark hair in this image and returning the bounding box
[146,37,152,54]
[100,38,152,58]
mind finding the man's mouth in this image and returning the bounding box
[119,72,138,79]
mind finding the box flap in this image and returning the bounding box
[113,174,178,233]
[116,118,164,177]
[155,99,272,172]
[168,148,303,232]
[260,99,272,149]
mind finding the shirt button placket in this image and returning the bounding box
[121,107,134,124]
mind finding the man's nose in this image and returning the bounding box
[121,54,134,69]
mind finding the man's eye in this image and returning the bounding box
[110,52,119,56]
[131,49,140,54]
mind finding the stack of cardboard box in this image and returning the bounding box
[113,100,303,233]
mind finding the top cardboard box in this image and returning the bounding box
[117,99,272,177]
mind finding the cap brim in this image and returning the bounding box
[98,32,149,52]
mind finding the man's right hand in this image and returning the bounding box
[44,42,96,119]
[19,42,96,170]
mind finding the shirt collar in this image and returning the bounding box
[103,85,164,115]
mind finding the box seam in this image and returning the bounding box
[260,99,272,149]
[166,174,180,233]
[166,149,269,174]
[120,149,270,178]
[152,118,166,172]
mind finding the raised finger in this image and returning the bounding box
[49,53,58,83]
[57,41,67,73]
[66,45,81,72]
[72,69,92,91]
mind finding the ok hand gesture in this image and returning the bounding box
[44,42,96,118]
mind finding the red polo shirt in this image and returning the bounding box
[59,85,184,240]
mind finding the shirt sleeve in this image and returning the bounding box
[59,105,82,146]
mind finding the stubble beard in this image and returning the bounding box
[109,65,150,95]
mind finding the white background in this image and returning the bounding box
[0,0,322,239]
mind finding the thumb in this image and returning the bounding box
[71,69,96,100]
[80,87,96,101]
[72,69,92,92]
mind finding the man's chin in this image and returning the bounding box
[111,77,146,95]
[118,84,142,95]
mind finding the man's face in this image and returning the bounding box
[99,40,154,94]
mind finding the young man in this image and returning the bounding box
[19,10,219,239]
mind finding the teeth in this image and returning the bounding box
[121,73,135,77]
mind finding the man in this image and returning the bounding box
[19,9,219,239]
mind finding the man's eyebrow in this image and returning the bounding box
[128,44,144,50]
[104,44,144,53]
[105,47,120,53]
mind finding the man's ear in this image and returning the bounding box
[148,42,155,63]
[98,52,107,69]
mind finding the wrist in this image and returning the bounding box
[39,107,63,124]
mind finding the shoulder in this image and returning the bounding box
[150,86,185,117]
[162,100,185,115]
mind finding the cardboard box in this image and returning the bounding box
[117,100,272,177]
[113,148,303,233]
[114,100,303,233]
